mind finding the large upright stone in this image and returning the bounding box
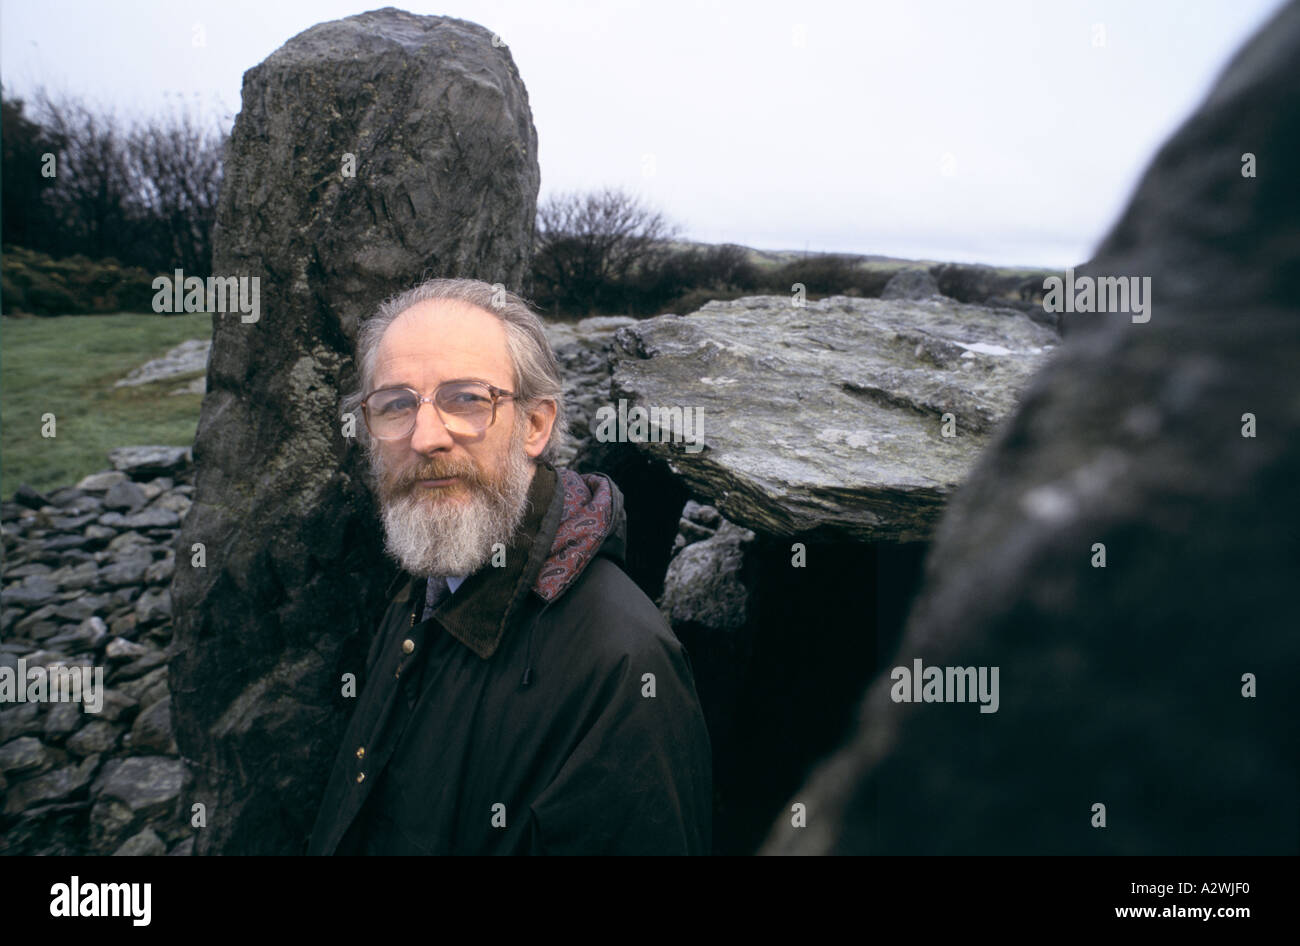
[761,1,1300,855]
[170,9,540,854]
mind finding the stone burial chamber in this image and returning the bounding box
[158,0,1059,854]
[758,0,1300,855]
[577,293,1059,852]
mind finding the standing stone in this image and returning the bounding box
[170,9,540,854]
[761,1,1300,855]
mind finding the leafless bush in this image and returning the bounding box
[3,86,227,273]
[125,105,226,273]
[529,187,679,316]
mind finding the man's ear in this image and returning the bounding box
[522,398,557,459]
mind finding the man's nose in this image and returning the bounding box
[409,401,456,453]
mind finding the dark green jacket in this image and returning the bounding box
[307,462,712,855]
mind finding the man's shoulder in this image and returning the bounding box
[541,556,683,668]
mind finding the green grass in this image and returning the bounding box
[1,312,212,500]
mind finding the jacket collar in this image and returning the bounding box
[383,462,621,659]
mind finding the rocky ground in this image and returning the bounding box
[1,446,194,855]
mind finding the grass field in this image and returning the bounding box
[0,312,212,500]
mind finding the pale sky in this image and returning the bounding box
[1,0,1287,267]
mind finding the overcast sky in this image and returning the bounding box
[1,0,1287,267]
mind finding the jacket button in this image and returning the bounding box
[356,772,365,783]
[402,639,415,654]
[355,746,365,760]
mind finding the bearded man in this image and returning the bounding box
[307,278,713,855]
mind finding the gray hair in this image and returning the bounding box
[341,278,569,465]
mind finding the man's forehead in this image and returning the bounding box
[374,300,511,384]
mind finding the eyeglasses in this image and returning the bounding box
[361,380,517,440]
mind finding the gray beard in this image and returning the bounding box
[371,430,536,578]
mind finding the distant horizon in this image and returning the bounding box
[670,237,1070,273]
